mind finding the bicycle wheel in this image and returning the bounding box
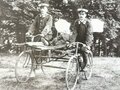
[66,55,79,90]
[15,51,33,82]
[84,52,93,80]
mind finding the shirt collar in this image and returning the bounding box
[78,19,87,24]
[39,13,48,18]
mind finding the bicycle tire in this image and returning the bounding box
[66,55,79,90]
[15,51,33,82]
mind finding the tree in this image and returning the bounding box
[0,0,120,56]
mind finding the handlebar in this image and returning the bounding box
[25,34,49,45]
[68,42,86,48]
[67,42,91,53]
[26,34,44,42]
[26,34,43,38]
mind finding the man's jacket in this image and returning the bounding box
[28,14,53,41]
[74,19,93,46]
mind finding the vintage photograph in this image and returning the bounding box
[0,0,120,90]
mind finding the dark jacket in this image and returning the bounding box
[28,14,53,41]
[74,19,93,46]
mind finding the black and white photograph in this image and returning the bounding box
[0,0,120,90]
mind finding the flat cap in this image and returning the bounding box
[38,3,49,7]
[77,8,88,13]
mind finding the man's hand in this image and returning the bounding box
[66,41,70,47]
[26,32,31,37]
[39,34,44,37]
[81,45,90,52]
[86,46,90,50]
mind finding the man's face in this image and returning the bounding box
[78,11,87,20]
[40,6,48,15]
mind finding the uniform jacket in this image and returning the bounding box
[74,19,93,46]
[28,14,53,41]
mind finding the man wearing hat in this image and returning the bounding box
[26,3,53,45]
[73,8,93,70]
[25,3,53,77]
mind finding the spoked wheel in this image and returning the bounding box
[66,55,79,90]
[15,51,33,82]
[84,52,93,80]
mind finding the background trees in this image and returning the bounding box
[0,0,120,56]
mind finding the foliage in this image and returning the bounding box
[0,0,120,56]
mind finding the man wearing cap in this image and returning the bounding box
[73,8,93,70]
[25,3,53,77]
[26,3,53,45]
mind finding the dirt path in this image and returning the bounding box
[0,54,120,90]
